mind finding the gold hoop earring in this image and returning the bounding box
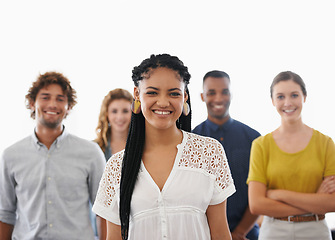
[131,99,141,114]
[182,102,190,116]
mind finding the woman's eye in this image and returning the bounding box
[277,95,284,100]
[170,92,181,97]
[146,91,157,95]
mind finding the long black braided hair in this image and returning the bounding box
[120,54,192,239]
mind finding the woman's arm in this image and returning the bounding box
[317,176,335,194]
[248,181,307,217]
[267,176,335,214]
[0,221,13,240]
[106,221,122,240]
[206,200,232,240]
[96,216,107,240]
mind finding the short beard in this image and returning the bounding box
[211,111,229,120]
[40,118,62,129]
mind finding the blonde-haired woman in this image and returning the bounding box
[95,88,133,159]
[92,88,132,239]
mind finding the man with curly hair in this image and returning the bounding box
[0,72,106,240]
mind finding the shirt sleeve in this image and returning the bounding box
[0,150,17,225]
[92,151,123,225]
[324,137,335,177]
[247,137,268,185]
[88,143,107,204]
[208,139,236,205]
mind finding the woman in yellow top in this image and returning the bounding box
[247,71,335,240]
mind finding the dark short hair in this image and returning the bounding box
[203,70,230,84]
[270,71,307,98]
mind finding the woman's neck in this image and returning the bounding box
[144,126,183,151]
[110,129,128,155]
[110,128,128,142]
[279,118,305,135]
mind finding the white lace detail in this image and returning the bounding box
[178,132,233,190]
[95,150,123,208]
[95,132,233,209]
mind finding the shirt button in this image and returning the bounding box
[47,154,50,158]
[48,177,51,180]
[48,201,52,204]
[49,224,53,228]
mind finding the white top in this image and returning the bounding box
[93,131,236,240]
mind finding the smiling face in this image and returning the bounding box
[31,84,69,130]
[134,67,187,131]
[107,99,132,135]
[201,76,231,125]
[271,79,306,123]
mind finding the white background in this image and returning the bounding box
[1,0,334,228]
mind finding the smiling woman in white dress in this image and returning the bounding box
[92,54,236,240]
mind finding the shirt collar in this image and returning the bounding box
[205,117,234,131]
[32,125,68,149]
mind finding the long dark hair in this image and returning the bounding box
[120,54,192,239]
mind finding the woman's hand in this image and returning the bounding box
[317,176,335,194]
[262,176,335,214]
[266,189,283,201]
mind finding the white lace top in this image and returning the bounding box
[92,131,235,240]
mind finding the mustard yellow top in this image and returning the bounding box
[247,130,335,193]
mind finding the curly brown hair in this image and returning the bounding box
[25,71,77,119]
[95,88,133,153]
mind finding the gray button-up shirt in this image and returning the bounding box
[0,127,106,240]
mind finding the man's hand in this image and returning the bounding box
[231,230,248,240]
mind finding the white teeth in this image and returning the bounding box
[46,112,57,115]
[284,109,294,113]
[154,110,170,115]
[213,104,224,109]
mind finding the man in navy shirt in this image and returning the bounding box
[193,70,260,240]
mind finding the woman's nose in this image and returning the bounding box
[284,98,292,106]
[156,96,169,107]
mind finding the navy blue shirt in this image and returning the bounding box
[193,118,260,239]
